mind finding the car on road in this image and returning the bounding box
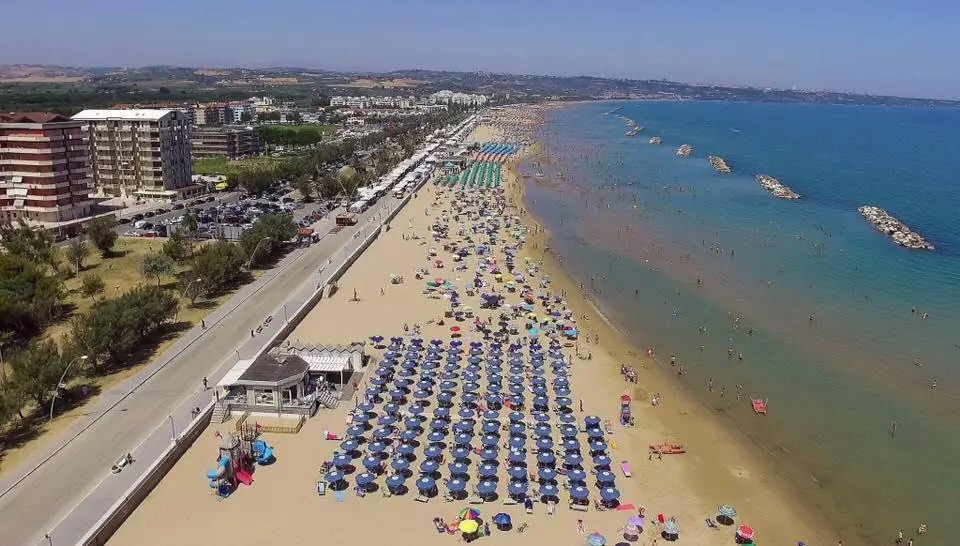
[144,211,156,218]
[172,203,184,210]
[131,213,144,221]
[118,217,131,224]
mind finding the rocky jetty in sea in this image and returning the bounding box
[708,155,731,173]
[676,144,694,157]
[858,206,934,250]
[755,174,800,199]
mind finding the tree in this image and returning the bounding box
[240,213,297,268]
[87,216,118,257]
[162,228,194,263]
[240,111,253,123]
[0,253,65,343]
[293,175,314,202]
[0,219,57,268]
[141,252,175,287]
[191,240,245,297]
[64,238,90,276]
[80,273,105,302]
[180,213,198,235]
[66,285,179,373]
[5,338,66,407]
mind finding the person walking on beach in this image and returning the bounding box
[707,378,714,392]
[202,377,208,390]
[896,529,903,544]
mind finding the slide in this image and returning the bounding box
[235,469,253,486]
[257,446,275,465]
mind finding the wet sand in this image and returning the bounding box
[110,112,834,546]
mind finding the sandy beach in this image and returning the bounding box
[110,108,834,546]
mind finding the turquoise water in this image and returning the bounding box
[521,101,960,544]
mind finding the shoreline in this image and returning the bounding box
[505,107,838,544]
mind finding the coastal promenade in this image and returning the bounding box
[0,194,407,546]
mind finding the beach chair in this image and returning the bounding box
[415,494,429,503]
[570,503,588,512]
[383,488,392,498]
[503,497,518,506]
[547,501,556,515]
[468,495,484,505]
[516,523,529,533]
[525,504,534,515]
[620,460,632,478]
[603,419,613,434]
[317,481,327,496]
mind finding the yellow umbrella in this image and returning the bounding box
[459,520,479,533]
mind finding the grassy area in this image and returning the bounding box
[0,237,259,474]
[192,155,293,176]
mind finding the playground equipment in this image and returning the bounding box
[252,438,276,465]
[620,393,633,426]
[206,427,259,497]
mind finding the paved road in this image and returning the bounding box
[0,193,405,545]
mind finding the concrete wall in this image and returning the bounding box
[79,401,214,545]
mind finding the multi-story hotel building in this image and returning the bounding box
[0,112,94,226]
[72,109,193,200]
[191,126,261,159]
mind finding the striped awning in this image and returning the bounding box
[302,353,351,373]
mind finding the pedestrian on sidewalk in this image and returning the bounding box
[203,376,209,390]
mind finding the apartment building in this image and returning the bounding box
[191,126,261,159]
[72,109,193,200]
[0,112,94,225]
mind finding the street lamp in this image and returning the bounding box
[245,236,272,269]
[49,355,88,422]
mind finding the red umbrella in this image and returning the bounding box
[736,524,755,541]
[450,326,461,332]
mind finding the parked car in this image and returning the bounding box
[172,203,185,210]
[118,217,131,224]
[131,213,145,221]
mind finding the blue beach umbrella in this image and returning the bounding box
[590,440,608,453]
[564,452,584,466]
[567,468,587,482]
[482,421,500,433]
[555,387,571,397]
[538,467,557,481]
[391,458,410,471]
[483,410,500,421]
[427,431,445,443]
[332,454,351,468]
[509,423,525,436]
[570,485,590,500]
[434,407,451,418]
[537,451,556,465]
[559,413,576,424]
[416,476,436,492]
[508,465,527,479]
[384,403,400,414]
[454,433,473,445]
[584,415,601,428]
[420,460,439,473]
[396,444,415,456]
[560,425,578,438]
[362,456,382,471]
[463,392,479,404]
[478,463,497,477]
[368,441,387,454]
[340,439,359,452]
[373,428,393,439]
[424,445,443,459]
[386,474,405,491]
[539,483,558,498]
[509,412,525,422]
[447,478,467,492]
[403,418,421,430]
[437,392,454,404]
[378,414,397,426]
[346,425,365,437]
[449,462,470,476]
[325,470,345,484]
[356,472,375,485]
[409,405,425,416]
[563,438,580,452]
[413,390,431,400]
[588,428,605,439]
[480,447,498,460]
[597,470,616,484]
[509,436,525,449]
[593,454,612,467]
[508,384,524,395]
[481,434,499,446]
[534,423,551,435]
[352,413,371,423]
[555,396,573,407]
[508,450,526,463]
[600,487,621,502]
[357,402,375,412]
[536,437,554,451]
[508,481,528,497]
[452,447,471,460]
[454,422,473,433]
[476,480,497,496]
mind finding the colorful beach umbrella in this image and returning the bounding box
[457,507,481,520]
[459,520,479,534]
[736,524,755,541]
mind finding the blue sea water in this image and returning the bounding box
[521,101,960,543]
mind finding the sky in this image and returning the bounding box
[2,0,959,99]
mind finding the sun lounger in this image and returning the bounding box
[317,481,327,496]
[468,495,484,504]
[503,498,517,506]
[570,502,588,512]
[620,460,632,478]
[383,488,392,498]
[526,504,534,515]
[516,523,529,533]
[547,501,556,515]
[415,494,429,503]
[603,419,613,434]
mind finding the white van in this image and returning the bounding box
[134,220,148,229]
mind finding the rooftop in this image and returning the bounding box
[72,109,173,121]
[0,112,72,124]
[237,353,309,384]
